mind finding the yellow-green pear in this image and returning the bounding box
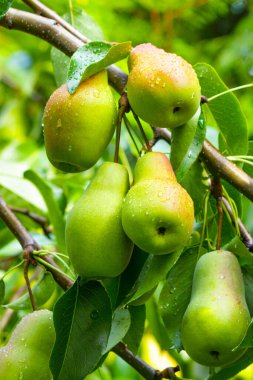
[127,43,201,129]
[181,250,250,367]
[65,162,134,278]
[43,70,117,172]
[0,309,55,379]
[121,152,194,255]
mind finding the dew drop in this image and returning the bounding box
[90,310,99,320]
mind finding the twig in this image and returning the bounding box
[22,0,88,43]
[114,92,129,163]
[132,111,152,152]
[112,342,180,380]
[9,206,51,237]
[222,197,253,251]
[0,197,73,290]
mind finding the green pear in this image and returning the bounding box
[181,250,250,367]
[65,162,134,278]
[43,70,117,173]
[0,309,55,379]
[170,107,201,171]
[121,152,194,255]
[127,43,201,129]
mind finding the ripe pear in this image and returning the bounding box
[121,152,194,255]
[127,43,201,129]
[65,162,134,278]
[43,70,117,172]
[181,250,250,367]
[0,309,55,379]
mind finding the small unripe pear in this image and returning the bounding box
[181,250,250,367]
[0,309,55,379]
[43,70,117,172]
[127,43,201,129]
[121,152,194,255]
[66,162,134,278]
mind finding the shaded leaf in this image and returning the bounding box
[126,249,182,305]
[159,247,199,350]
[50,278,112,380]
[123,305,146,354]
[173,110,206,183]
[67,41,131,93]
[223,236,253,263]
[105,308,131,352]
[0,0,12,19]
[0,279,5,304]
[194,63,248,156]
[24,170,66,253]
[4,272,55,310]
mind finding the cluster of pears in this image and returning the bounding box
[0,309,55,379]
[181,250,251,367]
[66,151,194,279]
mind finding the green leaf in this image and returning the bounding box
[50,278,112,380]
[126,249,182,305]
[233,319,253,350]
[0,279,5,304]
[24,170,66,253]
[159,247,199,350]
[243,269,253,316]
[146,298,171,350]
[67,41,131,93]
[194,63,248,156]
[175,110,206,183]
[105,308,131,352]
[3,272,55,310]
[0,0,12,19]
[123,305,146,354]
[223,236,253,263]
[51,8,104,87]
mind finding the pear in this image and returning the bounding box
[0,309,55,379]
[127,43,201,129]
[65,162,134,278]
[181,250,250,367]
[43,70,117,173]
[121,152,194,255]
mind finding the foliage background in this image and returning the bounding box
[0,0,253,379]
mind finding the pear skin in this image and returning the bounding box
[127,43,201,129]
[181,250,250,367]
[0,309,55,379]
[121,152,194,255]
[43,70,116,173]
[65,162,134,278]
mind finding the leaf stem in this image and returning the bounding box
[114,92,129,163]
[132,111,152,152]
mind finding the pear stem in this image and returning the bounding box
[123,114,141,157]
[114,92,129,163]
[132,110,152,152]
[210,177,223,250]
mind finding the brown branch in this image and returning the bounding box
[112,342,180,380]
[0,197,73,290]
[10,206,51,237]
[0,9,128,94]
[222,197,253,251]
[114,92,129,163]
[22,0,88,43]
